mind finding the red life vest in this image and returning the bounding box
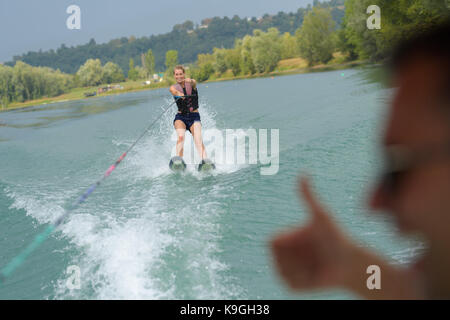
[173,81,199,114]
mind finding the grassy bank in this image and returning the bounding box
[206,57,365,83]
[2,80,170,112]
[1,57,366,112]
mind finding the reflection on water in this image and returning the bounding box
[356,64,391,87]
[0,94,155,130]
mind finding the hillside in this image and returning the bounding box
[6,0,345,74]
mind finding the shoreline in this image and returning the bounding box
[1,60,367,113]
[204,60,366,83]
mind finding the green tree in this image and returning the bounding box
[0,65,13,108]
[12,61,34,101]
[280,32,299,59]
[173,20,194,32]
[2,61,73,104]
[102,62,125,83]
[164,50,178,82]
[191,52,216,81]
[296,7,336,65]
[192,63,214,82]
[336,27,358,61]
[240,35,256,75]
[197,52,215,67]
[342,0,379,60]
[143,49,155,78]
[76,59,103,86]
[250,28,282,73]
[127,58,139,81]
[213,48,228,74]
[343,0,450,61]
[225,46,242,76]
[165,50,178,72]
[135,66,148,80]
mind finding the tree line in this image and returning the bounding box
[0,62,73,107]
[0,48,167,108]
[188,0,449,81]
[5,0,345,74]
[1,0,448,108]
[189,9,335,82]
[340,0,448,61]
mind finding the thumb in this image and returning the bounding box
[298,175,334,227]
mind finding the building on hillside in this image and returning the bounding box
[152,73,164,82]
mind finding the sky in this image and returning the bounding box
[0,0,313,63]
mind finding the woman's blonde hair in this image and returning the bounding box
[173,65,185,74]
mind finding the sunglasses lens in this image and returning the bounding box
[382,169,405,194]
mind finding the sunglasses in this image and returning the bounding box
[380,144,450,194]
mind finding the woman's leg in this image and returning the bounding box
[189,121,207,160]
[174,120,186,157]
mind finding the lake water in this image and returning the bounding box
[0,67,422,299]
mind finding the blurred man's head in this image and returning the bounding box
[370,23,450,243]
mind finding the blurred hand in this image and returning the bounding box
[270,176,358,290]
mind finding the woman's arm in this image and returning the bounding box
[169,85,184,97]
[185,78,197,90]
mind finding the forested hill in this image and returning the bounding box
[6,0,345,74]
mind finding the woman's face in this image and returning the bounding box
[174,69,185,84]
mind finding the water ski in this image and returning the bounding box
[197,159,216,172]
[169,156,186,172]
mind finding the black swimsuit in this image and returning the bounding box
[173,86,200,132]
[173,112,201,133]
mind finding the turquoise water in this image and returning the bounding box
[0,68,422,299]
